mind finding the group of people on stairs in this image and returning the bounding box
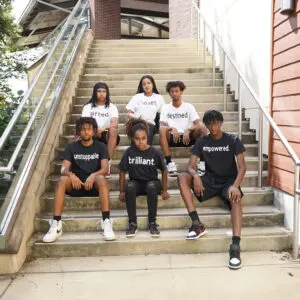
[43,76,246,270]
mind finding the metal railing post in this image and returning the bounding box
[258,110,263,188]
[212,35,215,86]
[238,76,242,140]
[190,5,193,39]
[293,165,300,260]
[197,12,200,53]
[223,51,226,111]
[203,20,206,64]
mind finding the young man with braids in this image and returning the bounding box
[159,81,208,176]
[118,118,170,238]
[43,117,116,243]
[178,110,246,270]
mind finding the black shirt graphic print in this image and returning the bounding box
[63,140,109,181]
[118,146,167,181]
[192,132,246,182]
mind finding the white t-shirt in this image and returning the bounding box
[81,102,119,129]
[160,102,199,133]
[126,93,165,125]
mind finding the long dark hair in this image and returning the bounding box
[136,75,159,94]
[125,118,149,140]
[87,82,111,108]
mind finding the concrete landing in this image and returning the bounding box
[1,252,299,300]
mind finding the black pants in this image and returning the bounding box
[148,124,156,145]
[125,180,161,223]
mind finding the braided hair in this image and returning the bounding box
[125,118,149,140]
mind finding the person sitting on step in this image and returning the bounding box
[43,117,116,243]
[81,82,120,178]
[159,81,208,176]
[118,118,170,238]
[126,75,165,145]
[177,110,246,270]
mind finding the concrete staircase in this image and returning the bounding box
[31,40,291,258]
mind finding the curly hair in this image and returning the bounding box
[136,75,160,94]
[202,110,224,125]
[125,118,149,140]
[166,81,186,93]
[76,117,98,136]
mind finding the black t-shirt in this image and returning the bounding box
[63,140,109,181]
[118,145,167,181]
[192,132,246,182]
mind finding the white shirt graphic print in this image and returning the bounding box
[81,103,119,129]
[126,93,165,125]
[160,102,199,133]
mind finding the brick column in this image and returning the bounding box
[89,0,121,39]
[169,0,199,39]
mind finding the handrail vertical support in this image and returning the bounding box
[258,110,263,188]
[223,51,226,111]
[197,12,200,53]
[203,21,206,64]
[293,165,300,260]
[238,76,242,140]
[212,36,215,86]
[190,5,193,39]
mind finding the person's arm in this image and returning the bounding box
[61,160,83,190]
[119,171,126,202]
[109,117,119,129]
[161,170,170,200]
[228,153,246,203]
[186,154,204,197]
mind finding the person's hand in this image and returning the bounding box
[193,175,204,197]
[183,129,190,145]
[84,173,96,191]
[161,190,170,200]
[69,173,84,190]
[170,128,180,143]
[119,192,126,203]
[228,185,241,203]
[74,135,81,142]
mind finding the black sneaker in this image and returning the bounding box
[186,222,206,240]
[228,244,242,270]
[149,222,160,238]
[126,222,138,238]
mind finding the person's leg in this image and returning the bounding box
[106,127,119,159]
[147,124,155,145]
[94,175,115,241]
[125,180,138,237]
[43,176,72,243]
[159,127,171,157]
[191,123,208,140]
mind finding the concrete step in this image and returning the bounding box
[36,206,283,233]
[89,45,199,51]
[32,226,292,258]
[76,87,225,97]
[55,144,259,161]
[72,102,238,113]
[83,67,217,75]
[88,49,206,56]
[42,187,274,211]
[80,73,222,81]
[47,171,268,191]
[92,39,198,45]
[78,79,224,89]
[73,94,234,105]
[52,156,267,176]
[63,121,249,136]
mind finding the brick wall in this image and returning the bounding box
[89,0,121,39]
[169,0,199,39]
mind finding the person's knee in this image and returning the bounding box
[177,172,189,186]
[94,174,106,186]
[146,181,158,193]
[108,127,118,137]
[126,181,137,193]
[57,176,70,187]
[159,127,167,138]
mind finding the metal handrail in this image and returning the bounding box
[0,0,89,248]
[191,0,299,259]
[0,0,82,164]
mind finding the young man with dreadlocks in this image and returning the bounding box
[177,110,246,270]
[81,82,120,178]
[126,75,165,145]
[43,117,116,243]
[118,118,170,238]
[159,81,208,176]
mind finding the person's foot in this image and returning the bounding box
[167,161,178,177]
[126,222,138,238]
[228,244,242,270]
[105,159,112,179]
[42,219,63,243]
[186,222,206,240]
[149,222,160,238]
[101,218,116,241]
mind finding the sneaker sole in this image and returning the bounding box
[168,173,178,177]
[126,229,138,238]
[150,233,160,238]
[186,229,207,240]
[228,263,242,270]
[105,175,112,179]
[42,231,63,243]
[104,235,116,241]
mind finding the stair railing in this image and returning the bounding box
[191,0,300,260]
[0,0,89,250]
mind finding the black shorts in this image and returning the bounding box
[97,130,120,145]
[192,175,244,210]
[168,133,196,147]
[66,187,98,197]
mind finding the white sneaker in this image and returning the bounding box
[101,218,116,241]
[105,159,112,179]
[197,161,206,176]
[42,219,63,243]
[167,161,178,177]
